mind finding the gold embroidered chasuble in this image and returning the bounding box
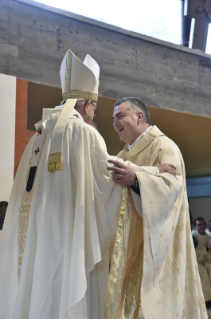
[195,245,211,301]
[105,126,207,319]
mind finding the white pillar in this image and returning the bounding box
[0,73,16,202]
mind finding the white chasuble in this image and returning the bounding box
[0,110,123,319]
[105,126,207,319]
[195,245,211,302]
[192,230,211,247]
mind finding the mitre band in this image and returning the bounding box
[63,90,98,102]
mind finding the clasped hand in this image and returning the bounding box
[107,160,177,186]
[107,160,136,186]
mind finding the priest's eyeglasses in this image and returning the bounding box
[90,101,100,117]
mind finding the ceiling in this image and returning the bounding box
[28,83,211,178]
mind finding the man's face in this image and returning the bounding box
[112,102,143,144]
[194,219,207,235]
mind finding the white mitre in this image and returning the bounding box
[60,49,100,101]
[48,50,100,172]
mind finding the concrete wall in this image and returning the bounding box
[0,0,211,117]
[0,74,16,202]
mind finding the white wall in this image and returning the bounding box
[0,74,16,202]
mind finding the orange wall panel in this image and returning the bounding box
[14,79,28,177]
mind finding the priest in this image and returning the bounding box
[106,97,207,319]
[192,217,211,305]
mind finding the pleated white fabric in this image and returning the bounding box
[0,110,123,319]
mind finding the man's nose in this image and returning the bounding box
[113,119,119,126]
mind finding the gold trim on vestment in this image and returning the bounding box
[62,90,98,102]
[65,50,72,97]
[105,188,144,319]
[18,137,47,281]
[48,152,62,172]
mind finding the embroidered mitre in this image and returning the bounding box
[48,50,100,172]
[60,49,100,101]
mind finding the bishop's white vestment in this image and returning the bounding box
[0,109,123,319]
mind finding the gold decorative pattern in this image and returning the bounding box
[48,152,62,172]
[18,188,34,280]
[65,50,72,98]
[18,137,46,281]
[63,90,98,102]
[105,188,144,319]
[172,205,178,213]
[176,220,184,233]
[164,148,175,156]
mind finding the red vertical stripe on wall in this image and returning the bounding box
[14,79,28,177]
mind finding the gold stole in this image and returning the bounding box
[105,188,144,319]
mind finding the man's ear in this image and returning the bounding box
[137,111,144,123]
[84,100,90,114]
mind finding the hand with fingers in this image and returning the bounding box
[107,160,177,186]
[155,163,177,177]
[107,160,136,186]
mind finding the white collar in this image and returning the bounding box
[34,108,84,134]
[127,126,152,151]
[55,105,83,121]
[206,229,211,237]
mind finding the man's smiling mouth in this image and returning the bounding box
[119,128,124,132]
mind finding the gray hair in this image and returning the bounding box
[74,99,87,109]
[60,99,87,108]
[114,97,151,125]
